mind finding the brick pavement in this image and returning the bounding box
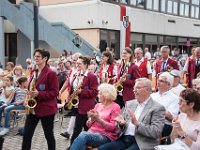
[2,114,70,150]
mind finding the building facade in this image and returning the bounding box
[2,0,200,66]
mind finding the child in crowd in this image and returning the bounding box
[0,76,28,135]
[0,76,15,107]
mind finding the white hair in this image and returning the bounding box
[159,72,174,87]
[98,83,117,101]
[134,47,143,54]
[72,53,82,59]
[192,78,200,85]
[160,46,170,53]
[135,78,152,92]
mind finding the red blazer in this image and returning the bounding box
[155,58,179,75]
[78,72,98,115]
[188,59,198,87]
[29,65,59,117]
[99,64,115,84]
[118,63,141,102]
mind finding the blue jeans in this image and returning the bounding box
[70,131,111,150]
[98,135,139,150]
[0,104,25,128]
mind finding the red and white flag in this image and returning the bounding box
[120,5,131,56]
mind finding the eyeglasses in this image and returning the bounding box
[76,62,83,66]
[179,98,188,104]
[158,79,169,84]
[133,86,146,91]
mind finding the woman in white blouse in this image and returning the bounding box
[171,88,200,150]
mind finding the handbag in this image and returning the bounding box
[154,138,190,150]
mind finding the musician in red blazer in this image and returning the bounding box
[69,56,98,148]
[155,46,179,76]
[22,49,59,150]
[115,47,140,108]
[99,51,117,84]
[185,47,200,87]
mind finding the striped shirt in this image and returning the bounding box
[14,87,28,102]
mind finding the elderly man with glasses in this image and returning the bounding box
[151,72,179,144]
[98,78,165,150]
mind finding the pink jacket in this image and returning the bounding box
[87,102,121,141]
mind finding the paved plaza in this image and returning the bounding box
[2,113,70,150]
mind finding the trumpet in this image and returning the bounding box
[25,78,37,114]
[67,79,83,110]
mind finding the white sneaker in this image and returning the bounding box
[0,128,9,136]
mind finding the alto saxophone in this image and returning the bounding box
[115,71,127,92]
[26,78,37,114]
[67,78,83,110]
[115,60,127,92]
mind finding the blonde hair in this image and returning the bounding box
[13,65,23,75]
[98,83,117,101]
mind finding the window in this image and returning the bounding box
[191,0,200,18]
[167,1,173,13]
[147,0,159,11]
[131,33,143,42]
[130,0,137,5]
[192,0,200,5]
[130,0,145,8]
[166,0,178,15]
[180,1,190,17]
[173,2,178,14]
[161,0,166,12]
[145,34,158,43]
[120,0,128,4]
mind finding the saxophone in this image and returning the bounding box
[25,78,37,114]
[115,60,127,92]
[104,72,110,83]
[115,71,127,92]
[67,78,83,110]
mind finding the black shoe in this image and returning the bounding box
[60,132,70,139]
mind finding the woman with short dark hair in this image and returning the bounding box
[22,48,59,150]
[171,88,200,150]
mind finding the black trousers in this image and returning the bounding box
[22,114,55,150]
[70,113,88,145]
[161,124,172,145]
[115,95,125,109]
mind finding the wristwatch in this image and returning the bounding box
[180,133,187,139]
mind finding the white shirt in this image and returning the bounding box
[170,84,185,97]
[145,52,151,60]
[135,57,152,74]
[72,70,88,90]
[101,64,117,81]
[69,68,77,86]
[124,98,150,136]
[151,91,179,125]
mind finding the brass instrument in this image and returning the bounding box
[104,72,110,83]
[67,78,83,110]
[25,78,37,114]
[115,72,127,92]
[115,59,127,92]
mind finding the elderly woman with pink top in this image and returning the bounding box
[171,88,200,150]
[69,83,121,150]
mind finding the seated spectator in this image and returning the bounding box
[171,88,200,150]
[151,72,179,144]
[69,83,121,150]
[170,69,185,97]
[98,78,165,150]
[13,65,24,86]
[0,76,14,107]
[192,78,200,90]
[0,76,28,135]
